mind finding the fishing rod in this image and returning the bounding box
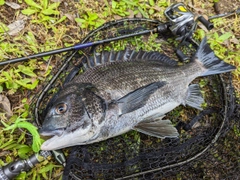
[0,3,214,66]
[209,7,240,20]
[0,24,168,66]
[0,2,239,180]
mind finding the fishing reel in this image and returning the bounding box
[164,3,214,62]
[164,3,213,39]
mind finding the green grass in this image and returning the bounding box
[0,0,239,179]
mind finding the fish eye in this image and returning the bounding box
[55,103,68,114]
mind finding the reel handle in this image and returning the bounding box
[198,16,214,30]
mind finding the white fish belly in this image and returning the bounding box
[141,101,180,120]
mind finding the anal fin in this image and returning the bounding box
[185,84,204,110]
[134,117,179,138]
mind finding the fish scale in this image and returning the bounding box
[80,61,168,80]
[76,61,189,102]
[39,38,236,150]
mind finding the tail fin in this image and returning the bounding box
[194,37,236,76]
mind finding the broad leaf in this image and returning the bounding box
[24,0,42,9]
[21,8,38,15]
[18,65,37,77]
[0,0,5,5]
[42,9,60,15]
[47,2,60,10]
[41,0,48,9]
[218,32,232,42]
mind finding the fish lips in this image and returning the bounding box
[38,126,65,137]
[40,123,94,150]
[39,118,67,137]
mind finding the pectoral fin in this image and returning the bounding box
[185,84,204,110]
[116,81,166,115]
[134,117,179,138]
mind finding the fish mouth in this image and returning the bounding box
[40,125,95,150]
[38,127,65,137]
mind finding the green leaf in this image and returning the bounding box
[122,0,137,6]
[18,65,37,77]
[15,79,39,89]
[75,18,85,23]
[42,8,60,15]
[15,172,27,179]
[21,8,38,15]
[2,71,12,81]
[53,15,66,25]
[149,0,154,6]
[25,31,37,45]
[38,164,60,174]
[47,2,60,10]
[41,0,48,9]
[138,7,149,18]
[0,139,15,149]
[18,146,32,158]
[2,117,42,152]
[112,0,117,9]
[29,79,39,89]
[17,131,26,143]
[18,122,42,152]
[196,29,205,39]
[149,8,154,15]
[5,80,19,90]
[87,12,98,21]
[0,22,9,32]
[24,0,42,9]
[213,32,219,39]
[3,143,19,150]
[0,0,5,5]
[218,32,232,42]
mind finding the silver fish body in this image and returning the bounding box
[39,38,235,150]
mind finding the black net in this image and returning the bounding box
[62,74,239,180]
[30,19,239,179]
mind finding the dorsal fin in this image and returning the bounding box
[82,49,178,70]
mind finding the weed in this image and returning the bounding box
[22,0,61,25]
[2,116,42,152]
[75,11,105,30]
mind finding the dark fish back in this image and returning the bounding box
[82,49,178,70]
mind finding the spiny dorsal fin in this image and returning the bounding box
[82,49,178,70]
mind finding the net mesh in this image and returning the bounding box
[31,19,239,179]
[62,74,239,180]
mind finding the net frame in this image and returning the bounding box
[30,18,239,180]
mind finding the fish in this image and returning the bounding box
[39,37,235,150]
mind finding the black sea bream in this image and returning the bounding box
[39,38,235,150]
